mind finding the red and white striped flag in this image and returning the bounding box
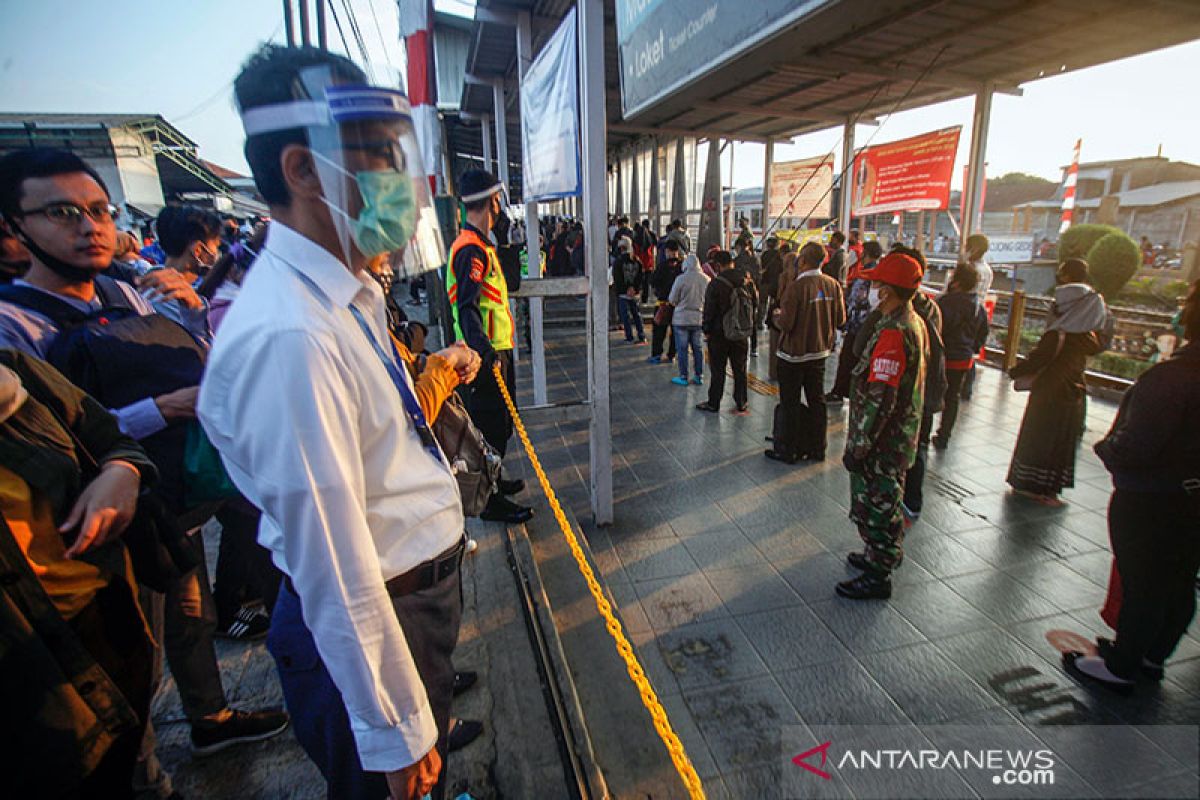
[1059,139,1081,234]
[399,0,441,193]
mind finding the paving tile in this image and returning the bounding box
[655,618,770,690]
[888,579,999,638]
[776,658,908,724]
[629,628,683,699]
[658,690,722,781]
[902,534,993,578]
[943,571,1066,625]
[736,604,853,673]
[1036,724,1191,796]
[775,550,859,603]
[634,572,729,631]
[681,530,768,572]
[683,676,801,773]
[860,642,1000,723]
[807,597,928,657]
[614,535,698,583]
[740,521,828,563]
[1003,559,1108,612]
[706,563,803,617]
[950,525,1059,570]
[606,576,652,636]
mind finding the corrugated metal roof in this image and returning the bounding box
[1016,180,1200,210]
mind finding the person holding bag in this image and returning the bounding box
[1006,259,1109,506]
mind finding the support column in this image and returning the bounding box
[647,137,660,230]
[493,82,509,191]
[839,118,855,231]
[962,82,994,248]
[671,138,687,226]
[481,114,493,173]
[580,0,612,525]
[517,9,546,404]
[726,140,736,248]
[761,137,774,245]
[615,157,624,216]
[697,138,723,255]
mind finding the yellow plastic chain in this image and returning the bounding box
[491,363,707,800]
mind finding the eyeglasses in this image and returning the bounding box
[18,202,117,226]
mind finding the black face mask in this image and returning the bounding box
[7,219,98,283]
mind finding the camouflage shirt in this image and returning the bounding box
[847,305,928,475]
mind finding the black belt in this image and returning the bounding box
[284,537,465,600]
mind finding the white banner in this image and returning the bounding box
[768,155,834,220]
[521,8,581,201]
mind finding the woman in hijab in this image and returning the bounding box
[1006,258,1111,505]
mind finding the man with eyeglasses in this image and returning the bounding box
[0,147,289,796]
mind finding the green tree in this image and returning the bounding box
[1086,231,1141,300]
[1059,223,1122,261]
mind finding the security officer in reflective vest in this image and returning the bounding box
[839,251,928,600]
[447,169,533,524]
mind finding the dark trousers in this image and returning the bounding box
[708,335,749,409]
[73,583,154,800]
[213,498,283,627]
[961,361,977,399]
[937,369,969,442]
[467,349,515,458]
[830,333,858,397]
[777,358,828,458]
[616,295,645,341]
[1105,489,1200,680]
[903,412,935,514]
[651,314,676,360]
[268,568,463,800]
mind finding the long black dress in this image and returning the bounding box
[1006,329,1104,496]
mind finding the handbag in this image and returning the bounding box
[1012,331,1064,392]
[654,302,674,327]
[183,421,239,505]
[432,390,502,517]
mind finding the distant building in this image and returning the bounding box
[1011,156,1200,247]
[0,113,267,234]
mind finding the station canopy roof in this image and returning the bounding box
[452,0,1200,159]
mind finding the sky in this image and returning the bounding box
[2,1,1199,191]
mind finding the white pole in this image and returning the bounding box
[839,118,855,231]
[580,0,612,525]
[493,82,509,190]
[517,10,547,404]
[481,113,493,173]
[761,137,773,244]
[727,140,736,248]
[963,83,994,248]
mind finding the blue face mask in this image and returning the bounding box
[315,152,418,257]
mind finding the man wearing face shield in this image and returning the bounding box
[838,252,928,600]
[197,45,479,800]
[446,169,534,524]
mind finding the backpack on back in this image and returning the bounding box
[716,275,755,342]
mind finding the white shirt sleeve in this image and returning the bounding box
[202,327,437,771]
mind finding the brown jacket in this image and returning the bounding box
[774,269,846,362]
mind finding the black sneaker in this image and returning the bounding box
[191,708,290,757]
[498,478,525,496]
[217,606,270,641]
[695,402,720,413]
[480,495,534,524]
[932,434,949,451]
[764,449,798,465]
[447,718,484,753]
[846,551,869,571]
[453,670,479,697]
[835,573,892,600]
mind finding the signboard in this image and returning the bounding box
[520,8,580,201]
[851,127,962,216]
[985,234,1035,264]
[768,155,833,221]
[615,0,831,118]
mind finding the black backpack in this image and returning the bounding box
[0,277,206,514]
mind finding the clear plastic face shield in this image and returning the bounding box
[239,65,444,279]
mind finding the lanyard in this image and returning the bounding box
[346,304,447,468]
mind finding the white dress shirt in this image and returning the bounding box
[197,222,463,772]
[972,257,994,302]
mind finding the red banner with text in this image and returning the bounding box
[851,127,962,216]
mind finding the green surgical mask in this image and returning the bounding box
[315,152,418,257]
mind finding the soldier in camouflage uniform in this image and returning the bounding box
[838,251,928,599]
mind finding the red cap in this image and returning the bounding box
[860,252,923,290]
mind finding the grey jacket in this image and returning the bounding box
[668,256,710,327]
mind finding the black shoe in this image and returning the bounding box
[825,394,844,405]
[447,718,484,753]
[1096,637,1165,681]
[804,452,825,462]
[846,551,869,571]
[191,708,290,757]
[836,573,892,600]
[216,606,270,641]
[453,670,479,697]
[498,478,525,496]
[480,495,534,524]
[764,449,798,465]
[932,434,949,451]
[695,402,720,413]
[1062,651,1135,696]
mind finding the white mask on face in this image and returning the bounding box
[867,286,883,310]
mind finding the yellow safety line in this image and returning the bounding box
[492,363,707,800]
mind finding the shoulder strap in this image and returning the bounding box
[0,284,89,326]
[93,275,136,311]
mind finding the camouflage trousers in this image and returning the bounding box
[849,469,907,576]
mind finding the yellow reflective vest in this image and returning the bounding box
[446,227,515,352]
